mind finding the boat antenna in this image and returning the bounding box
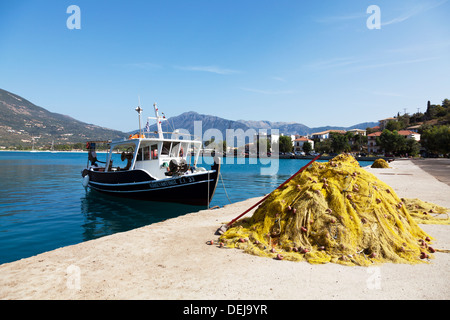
[135,96,143,137]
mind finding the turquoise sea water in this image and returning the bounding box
[0,151,373,264]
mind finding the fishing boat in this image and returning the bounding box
[81,102,221,206]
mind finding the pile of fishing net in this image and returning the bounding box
[371,158,390,168]
[403,198,449,225]
[219,154,449,266]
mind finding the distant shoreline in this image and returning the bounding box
[0,149,391,161]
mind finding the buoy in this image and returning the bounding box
[82,175,89,188]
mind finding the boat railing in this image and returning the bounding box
[142,131,202,141]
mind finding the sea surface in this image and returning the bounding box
[0,151,373,264]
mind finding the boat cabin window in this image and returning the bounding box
[161,142,171,156]
[160,141,189,158]
[170,142,181,157]
[151,144,158,159]
[137,144,158,161]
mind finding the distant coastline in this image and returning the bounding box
[0,149,389,161]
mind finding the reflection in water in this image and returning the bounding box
[80,189,205,241]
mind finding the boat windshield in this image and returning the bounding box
[159,141,190,159]
[109,143,136,171]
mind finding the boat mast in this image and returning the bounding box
[135,98,144,137]
[148,103,166,140]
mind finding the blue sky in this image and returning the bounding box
[1,0,449,132]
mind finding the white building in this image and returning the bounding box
[294,137,314,152]
[310,130,346,141]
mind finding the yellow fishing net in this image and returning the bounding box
[219,154,449,266]
[403,198,450,225]
[371,158,390,168]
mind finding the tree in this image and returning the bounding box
[421,125,450,155]
[315,139,332,154]
[330,132,350,153]
[377,129,406,155]
[279,135,293,153]
[222,140,227,153]
[204,137,215,148]
[442,98,450,109]
[386,120,402,131]
[402,139,420,156]
[256,138,271,154]
[302,141,312,154]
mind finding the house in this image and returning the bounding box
[367,132,382,154]
[294,137,314,153]
[253,132,280,153]
[367,130,421,154]
[406,125,421,133]
[347,129,366,136]
[310,130,346,141]
[398,130,421,141]
[379,117,397,130]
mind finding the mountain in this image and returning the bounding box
[237,120,378,135]
[148,111,250,135]
[1,87,378,149]
[0,88,125,148]
[146,111,377,140]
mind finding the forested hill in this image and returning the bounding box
[0,88,125,149]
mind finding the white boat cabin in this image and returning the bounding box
[104,136,202,180]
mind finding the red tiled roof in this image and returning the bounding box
[311,130,346,135]
[398,130,419,136]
